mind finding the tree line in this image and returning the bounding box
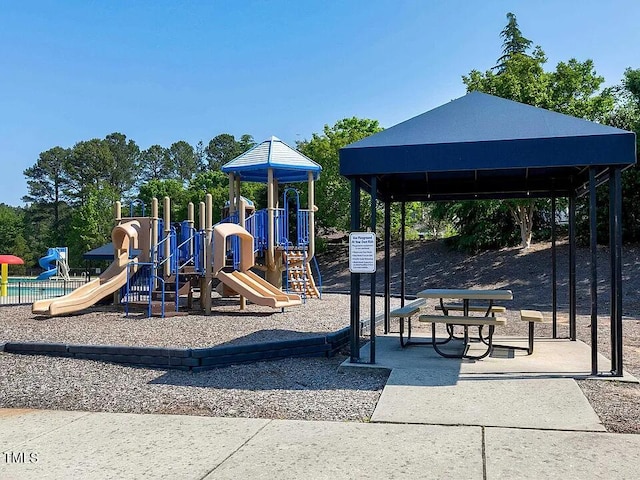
[1,12,639,274]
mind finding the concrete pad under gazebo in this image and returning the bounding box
[339,91,637,376]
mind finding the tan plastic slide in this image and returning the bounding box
[216,270,301,308]
[32,221,140,317]
[212,222,301,309]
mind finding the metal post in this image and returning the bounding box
[400,201,406,307]
[164,196,171,278]
[350,178,361,363]
[384,200,391,334]
[589,168,598,375]
[610,167,624,375]
[551,195,557,338]
[569,194,577,341]
[370,176,377,364]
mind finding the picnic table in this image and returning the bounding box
[417,288,513,360]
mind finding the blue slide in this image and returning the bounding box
[37,248,60,280]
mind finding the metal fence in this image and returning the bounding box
[0,278,90,306]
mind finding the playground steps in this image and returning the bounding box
[126,300,189,317]
[285,251,320,298]
[151,278,192,301]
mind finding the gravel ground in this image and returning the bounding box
[0,294,396,348]
[0,354,387,422]
[0,294,395,422]
[1,240,639,431]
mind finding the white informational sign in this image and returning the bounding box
[349,232,377,274]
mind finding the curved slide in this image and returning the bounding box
[212,222,301,309]
[32,221,140,317]
[217,269,301,308]
[37,248,60,280]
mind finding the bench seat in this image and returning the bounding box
[521,309,548,323]
[419,315,506,326]
[390,298,427,348]
[435,304,507,314]
[518,309,550,354]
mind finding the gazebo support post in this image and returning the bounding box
[609,166,624,376]
[589,168,598,375]
[551,194,557,338]
[569,194,577,341]
[384,200,391,334]
[350,178,361,363]
[369,176,377,364]
[400,201,406,307]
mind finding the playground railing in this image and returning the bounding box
[176,228,197,271]
[311,255,323,299]
[219,213,239,225]
[244,210,268,253]
[297,209,311,246]
[155,228,178,274]
[124,262,166,318]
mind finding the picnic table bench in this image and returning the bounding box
[435,304,507,315]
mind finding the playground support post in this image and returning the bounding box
[267,168,275,271]
[307,171,315,260]
[234,177,246,310]
[114,201,122,225]
[235,176,243,224]
[205,194,213,315]
[163,197,171,278]
[228,173,236,215]
[187,202,194,261]
[113,201,123,305]
[199,201,206,312]
[151,198,159,289]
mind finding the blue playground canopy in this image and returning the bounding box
[340,91,636,200]
[221,136,321,183]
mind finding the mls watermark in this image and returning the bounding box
[3,451,39,464]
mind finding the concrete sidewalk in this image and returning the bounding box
[341,335,637,430]
[1,408,640,479]
[2,336,639,479]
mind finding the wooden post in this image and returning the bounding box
[114,201,122,225]
[307,171,315,260]
[204,194,213,314]
[229,173,236,216]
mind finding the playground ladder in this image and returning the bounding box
[285,250,320,298]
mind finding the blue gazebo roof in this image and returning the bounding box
[221,136,321,183]
[340,92,636,200]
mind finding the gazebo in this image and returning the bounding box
[339,92,637,376]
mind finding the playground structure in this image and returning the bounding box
[36,247,71,281]
[0,254,24,297]
[32,136,322,317]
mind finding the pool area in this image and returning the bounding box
[1,277,90,305]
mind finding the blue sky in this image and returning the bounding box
[1,0,639,206]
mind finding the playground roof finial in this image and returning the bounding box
[221,136,321,183]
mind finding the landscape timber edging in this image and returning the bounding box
[1,326,351,371]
